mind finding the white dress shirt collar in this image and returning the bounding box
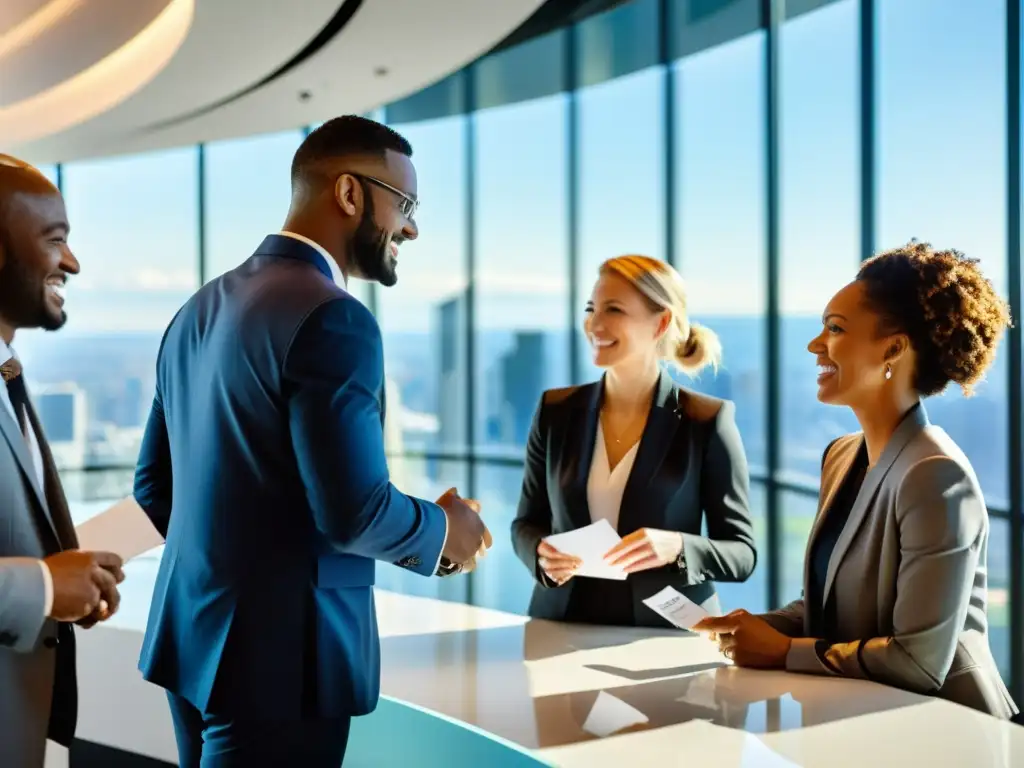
[0,336,12,366]
[278,230,346,287]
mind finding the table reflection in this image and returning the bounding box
[378,614,953,752]
[85,587,1024,767]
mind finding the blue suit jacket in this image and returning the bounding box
[133,234,447,719]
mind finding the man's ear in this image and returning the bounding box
[334,174,363,218]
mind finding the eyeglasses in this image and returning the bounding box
[350,173,419,220]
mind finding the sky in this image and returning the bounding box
[18,0,1011,338]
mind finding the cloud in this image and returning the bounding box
[75,269,198,292]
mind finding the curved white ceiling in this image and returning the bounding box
[9,0,547,165]
[0,0,176,107]
[0,0,194,146]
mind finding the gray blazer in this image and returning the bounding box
[0,388,79,765]
[760,403,1018,719]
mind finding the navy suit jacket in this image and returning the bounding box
[133,234,447,720]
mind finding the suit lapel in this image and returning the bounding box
[563,382,602,531]
[0,396,55,540]
[822,402,927,602]
[616,371,680,536]
[806,438,860,560]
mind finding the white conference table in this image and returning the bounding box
[57,560,1024,767]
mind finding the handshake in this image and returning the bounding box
[435,487,492,575]
[42,549,125,628]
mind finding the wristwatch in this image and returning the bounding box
[675,544,688,576]
[436,557,462,577]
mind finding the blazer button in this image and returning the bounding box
[0,632,15,646]
[43,636,58,649]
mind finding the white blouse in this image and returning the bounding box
[586,420,640,531]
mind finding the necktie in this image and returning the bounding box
[1,357,29,434]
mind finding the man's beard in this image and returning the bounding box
[350,190,398,287]
[0,252,66,332]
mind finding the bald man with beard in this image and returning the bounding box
[0,155,125,766]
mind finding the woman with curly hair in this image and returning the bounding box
[695,241,1019,718]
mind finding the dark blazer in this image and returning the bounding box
[511,371,756,627]
[133,234,448,721]
[760,404,1018,719]
[0,370,79,765]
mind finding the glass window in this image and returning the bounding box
[32,164,59,186]
[576,65,667,381]
[716,481,768,614]
[786,0,850,18]
[471,464,537,615]
[204,129,373,306]
[779,1,861,487]
[989,516,1010,682]
[378,115,469,455]
[16,148,200,522]
[386,72,466,124]
[672,33,767,474]
[473,95,570,457]
[876,0,1008,508]
[475,30,566,110]
[780,490,818,603]
[577,0,660,88]
[376,460,470,603]
[203,130,303,282]
[669,0,761,60]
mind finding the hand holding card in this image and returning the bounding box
[641,586,711,629]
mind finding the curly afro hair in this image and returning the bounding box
[857,240,1011,397]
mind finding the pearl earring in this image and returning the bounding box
[884,364,892,380]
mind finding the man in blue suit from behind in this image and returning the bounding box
[133,116,491,766]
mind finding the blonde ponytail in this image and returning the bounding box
[673,322,721,375]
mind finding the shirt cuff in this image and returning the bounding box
[39,560,53,618]
[786,636,836,675]
[432,508,448,575]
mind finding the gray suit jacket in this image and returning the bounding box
[0,388,79,765]
[760,404,1017,719]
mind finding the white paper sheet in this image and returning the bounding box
[740,734,802,767]
[74,497,165,561]
[542,519,627,580]
[581,691,650,738]
[641,586,711,629]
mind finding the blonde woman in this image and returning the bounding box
[511,255,757,626]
